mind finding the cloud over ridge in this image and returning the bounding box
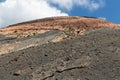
[0,0,105,28]
[0,0,68,27]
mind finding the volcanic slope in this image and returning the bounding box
[0,16,120,55]
[0,16,120,80]
[0,30,65,55]
[0,28,120,80]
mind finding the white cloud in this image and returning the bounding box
[98,17,106,20]
[47,0,74,10]
[0,0,68,28]
[48,0,105,11]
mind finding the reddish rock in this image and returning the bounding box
[0,16,119,38]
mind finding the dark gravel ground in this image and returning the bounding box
[0,28,120,80]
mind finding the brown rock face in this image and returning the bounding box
[0,16,119,38]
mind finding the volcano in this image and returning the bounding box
[0,16,120,80]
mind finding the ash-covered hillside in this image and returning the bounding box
[0,16,120,80]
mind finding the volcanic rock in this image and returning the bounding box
[0,16,120,80]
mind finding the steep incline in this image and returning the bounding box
[0,28,120,80]
[0,16,120,80]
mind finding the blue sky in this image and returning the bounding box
[0,0,5,2]
[69,0,120,24]
[0,0,119,28]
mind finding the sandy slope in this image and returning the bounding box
[0,28,120,80]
